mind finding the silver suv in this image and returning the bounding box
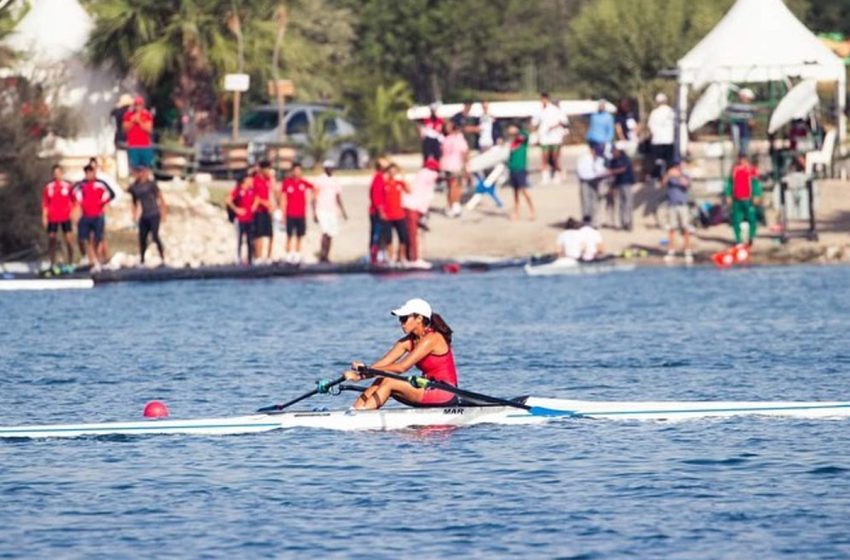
[196,103,368,170]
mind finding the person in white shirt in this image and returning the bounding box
[647,93,675,179]
[532,92,568,183]
[575,145,609,227]
[556,217,604,262]
[311,160,348,263]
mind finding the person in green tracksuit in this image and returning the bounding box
[725,154,763,246]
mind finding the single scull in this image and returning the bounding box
[1,397,849,439]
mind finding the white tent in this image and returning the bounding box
[4,0,128,157]
[677,0,846,149]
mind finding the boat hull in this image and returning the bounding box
[2,398,849,439]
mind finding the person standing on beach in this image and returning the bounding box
[278,163,314,264]
[614,98,639,155]
[474,101,502,151]
[575,145,607,227]
[506,124,535,221]
[440,120,469,218]
[122,95,155,169]
[419,104,444,163]
[532,93,568,184]
[226,173,256,265]
[662,160,694,263]
[42,164,76,267]
[312,160,348,263]
[726,88,756,156]
[586,100,614,156]
[608,145,635,230]
[73,164,115,272]
[368,158,389,264]
[128,165,167,266]
[251,160,275,263]
[382,164,410,265]
[402,158,439,268]
[647,93,675,181]
[726,153,762,246]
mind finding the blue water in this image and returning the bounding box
[2,265,850,558]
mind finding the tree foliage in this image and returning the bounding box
[83,0,355,131]
[0,79,75,257]
[357,80,416,155]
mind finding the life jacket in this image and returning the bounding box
[731,164,755,200]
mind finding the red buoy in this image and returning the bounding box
[143,400,169,418]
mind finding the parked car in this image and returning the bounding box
[196,103,368,171]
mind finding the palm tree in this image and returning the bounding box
[300,111,345,169]
[84,0,240,131]
[360,80,416,156]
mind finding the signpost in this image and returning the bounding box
[224,73,250,140]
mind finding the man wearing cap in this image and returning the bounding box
[312,160,348,263]
[122,95,155,169]
[251,160,276,263]
[661,159,694,263]
[128,165,167,266]
[343,298,459,410]
[111,94,133,150]
[647,93,675,180]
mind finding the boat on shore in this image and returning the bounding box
[524,256,636,276]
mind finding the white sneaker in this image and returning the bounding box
[412,259,433,270]
[663,250,676,263]
[684,251,694,264]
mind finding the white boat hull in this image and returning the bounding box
[524,258,636,276]
[2,398,849,439]
[0,278,94,291]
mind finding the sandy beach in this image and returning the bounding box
[102,145,850,268]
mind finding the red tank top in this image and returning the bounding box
[413,330,458,386]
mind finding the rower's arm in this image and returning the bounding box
[375,335,438,374]
[369,339,412,369]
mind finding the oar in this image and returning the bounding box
[357,367,578,417]
[257,375,346,414]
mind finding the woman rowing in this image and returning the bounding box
[343,298,458,409]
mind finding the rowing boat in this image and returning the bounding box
[0,278,94,291]
[2,397,849,439]
[524,257,636,276]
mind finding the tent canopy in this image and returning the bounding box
[678,0,845,88]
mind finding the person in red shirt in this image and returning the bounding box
[368,158,389,264]
[73,164,115,272]
[381,164,410,265]
[277,162,314,264]
[251,160,275,263]
[419,104,444,163]
[226,173,256,265]
[42,164,76,266]
[122,95,154,169]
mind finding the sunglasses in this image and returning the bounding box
[398,314,414,324]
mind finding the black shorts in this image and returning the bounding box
[253,211,273,237]
[509,170,528,189]
[286,216,306,237]
[47,221,71,234]
[385,219,409,246]
[78,216,105,243]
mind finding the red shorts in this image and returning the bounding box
[395,387,458,408]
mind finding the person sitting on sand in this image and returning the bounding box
[556,217,604,262]
[343,298,458,410]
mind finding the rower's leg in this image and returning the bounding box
[353,378,425,410]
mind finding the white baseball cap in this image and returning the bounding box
[655,93,668,104]
[390,298,432,319]
[322,159,336,169]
